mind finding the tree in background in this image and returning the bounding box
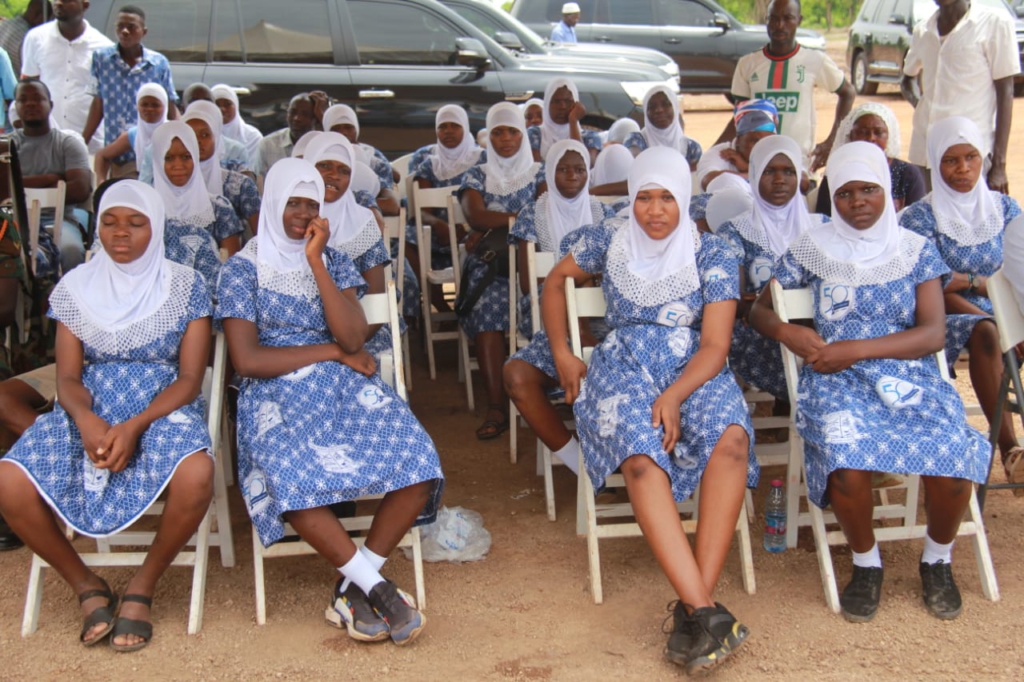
[0,1,31,20]
[717,0,859,29]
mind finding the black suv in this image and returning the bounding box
[511,0,826,94]
[847,0,1024,95]
[84,0,678,156]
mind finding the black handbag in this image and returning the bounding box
[453,226,510,317]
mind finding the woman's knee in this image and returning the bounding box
[503,360,536,400]
[711,426,749,467]
[170,453,215,508]
[969,319,1000,358]
[0,461,37,513]
[621,454,660,482]
[828,468,870,501]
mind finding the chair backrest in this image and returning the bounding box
[391,153,413,206]
[566,278,607,366]
[25,181,66,274]
[526,241,556,334]
[986,268,1024,354]
[412,185,457,276]
[380,207,407,295]
[203,332,228,448]
[359,279,407,400]
[446,194,469,284]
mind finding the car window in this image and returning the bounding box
[212,0,242,62]
[858,0,878,21]
[104,1,211,63]
[874,0,898,23]
[348,0,464,67]
[236,0,333,64]
[655,0,714,27]
[450,4,506,39]
[605,0,655,25]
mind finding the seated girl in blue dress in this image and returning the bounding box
[321,105,400,216]
[0,181,216,652]
[92,83,166,182]
[623,86,702,169]
[527,78,602,166]
[542,147,757,674]
[216,159,443,646]
[751,142,990,623]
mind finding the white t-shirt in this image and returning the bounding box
[731,45,845,158]
[903,4,1020,167]
[21,20,113,153]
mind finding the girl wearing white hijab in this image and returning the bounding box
[751,140,989,624]
[290,130,322,159]
[602,117,640,146]
[215,158,443,647]
[92,83,167,182]
[320,104,400,217]
[211,84,263,163]
[520,98,544,128]
[527,77,601,164]
[589,144,634,191]
[151,121,245,256]
[542,146,756,674]
[459,102,544,440]
[703,173,753,234]
[624,86,702,169]
[899,116,1024,486]
[0,180,216,651]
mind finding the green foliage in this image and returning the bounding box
[717,0,862,29]
[0,1,28,20]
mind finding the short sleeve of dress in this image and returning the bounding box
[510,202,538,244]
[623,132,646,154]
[353,190,381,212]
[1001,193,1022,222]
[527,127,542,152]
[327,248,369,297]
[459,165,486,198]
[372,150,395,190]
[714,222,747,261]
[409,145,432,177]
[569,221,614,274]
[582,130,602,152]
[231,172,262,219]
[352,233,390,274]
[913,238,952,286]
[212,196,245,241]
[686,138,703,167]
[774,248,810,290]
[897,201,936,240]
[689,192,710,223]
[598,202,616,220]
[698,234,740,304]
[214,255,258,324]
[185,268,214,321]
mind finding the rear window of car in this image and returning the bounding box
[348,0,465,66]
[103,1,211,62]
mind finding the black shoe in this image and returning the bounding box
[367,580,425,646]
[325,578,389,642]
[840,565,883,623]
[919,560,962,620]
[682,602,750,675]
[0,514,23,551]
[663,600,699,666]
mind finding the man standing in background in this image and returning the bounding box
[550,2,580,44]
[0,0,46,78]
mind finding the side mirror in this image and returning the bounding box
[455,37,492,71]
[493,31,524,51]
[888,13,907,25]
[712,12,730,30]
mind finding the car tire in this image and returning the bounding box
[852,51,878,95]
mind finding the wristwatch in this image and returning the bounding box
[967,273,977,293]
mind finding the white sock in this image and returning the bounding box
[921,534,954,565]
[340,546,389,593]
[851,543,882,569]
[337,550,385,596]
[553,437,580,475]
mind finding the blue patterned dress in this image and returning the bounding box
[569,220,758,499]
[690,192,711,224]
[526,127,602,156]
[718,212,830,401]
[456,163,544,337]
[623,132,703,167]
[215,242,444,546]
[329,217,397,359]
[900,193,1022,368]
[5,264,214,537]
[203,195,245,244]
[164,218,222,301]
[221,169,261,228]
[774,231,989,508]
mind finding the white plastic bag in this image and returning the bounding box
[403,506,491,563]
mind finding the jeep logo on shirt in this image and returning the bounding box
[754,91,800,113]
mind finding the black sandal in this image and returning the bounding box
[109,594,153,653]
[476,404,509,441]
[79,577,118,646]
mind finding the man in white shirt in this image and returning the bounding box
[21,0,113,154]
[550,3,580,44]
[902,0,1019,193]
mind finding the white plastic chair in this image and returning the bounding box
[566,279,756,604]
[251,280,425,624]
[390,153,413,207]
[22,331,236,637]
[444,194,477,411]
[771,280,999,613]
[412,185,460,382]
[25,182,66,275]
[380,207,413,391]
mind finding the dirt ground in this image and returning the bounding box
[3,35,1024,681]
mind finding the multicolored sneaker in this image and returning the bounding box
[683,602,750,676]
[367,580,426,646]
[325,578,389,642]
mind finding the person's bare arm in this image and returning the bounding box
[376,187,400,217]
[540,252,594,405]
[461,188,516,232]
[218,234,242,257]
[223,318,346,379]
[54,322,110,462]
[81,96,103,144]
[167,103,180,121]
[810,80,856,172]
[748,282,827,360]
[93,131,132,182]
[517,240,531,294]
[590,180,627,196]
[360,262,385,342]
[714,117,737,146]
[988,75,1014,194]
[306,216,368,353]
[63,168,91,204]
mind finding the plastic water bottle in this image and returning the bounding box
[763,479,787,553]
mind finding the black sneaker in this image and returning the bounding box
[663,600,699,667]
[325,578,389,642]
[367,580,425,646]
[840,566,883,623]
[0,513,23,552]
[919,561,962,620]
[683,602,750,675]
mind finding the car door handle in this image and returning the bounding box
[232,86,251,97]
[359,89,395,99]
[594,36,613,42]
[665,37,681,44]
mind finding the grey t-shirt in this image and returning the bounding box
[13,127,89,225]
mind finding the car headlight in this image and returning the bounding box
[621,79,679,106]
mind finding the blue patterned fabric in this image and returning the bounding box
[208,195,245,243]
[567,219,758,501]
[623,132,703,167]
[366,146,394,190]
[774,232,989,508]
[5,266,212,537]
[164,219,222,301]
[527,126,602,154]
[214,246,444,546]
[690,192,710,223]
[222,169,261,225]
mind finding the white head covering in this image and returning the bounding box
[706,173,749,194]
[590,144,633,187]
[745,135,814,256]
[641,86,689,155]
[430,104,483,182]
[811,141,900,266]
[61,180,170,329]
[706,174,753,234]
[626,146,699,285]
[304,132,376,249]
[133,83,167,168]
[351,161,381,198]
[182,100,226,196]
[926,116,1002,246]
[538,77,580,157]
[605,117,640,145]
[483,102,537,196]
[151,121,216,228]
[322,104,376,165]
[476,128,489,148]
[832,102,901,159]
[562,2,581,13]
[291,130,322,158]
[256,158,325,284]
[210,83,263,153]
[545,139,593,250]
[520,98,544,119]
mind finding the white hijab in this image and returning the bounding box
[811,141,900,266]
[133,83,167,167]
[304,132,376,249]
[322,104,375,165]
[430,104,482,181]
[182,100,226,196]
[61,180,170,329]
[483,102,537,196]
[926,116,1002,246]
[747,135,814,256]
[351,161,381,198]
[151,121,215,228]
[520,98,544,120]
[605,117,640,145]
[706,174,753,234]
[291,130,322,158]
[641,85,689,155]
[626,146,699,285]
[590,144,634,187]
[210,84,263,155]
[545,139,593,250]
[832,102,901,159]
[538,77,579,157]
[256,158,325,278]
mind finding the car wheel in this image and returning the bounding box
[852,51,878,95]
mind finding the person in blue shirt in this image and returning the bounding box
[550,2,580,44]
[0,46,17,131]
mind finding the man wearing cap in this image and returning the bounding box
[551,3,580,44]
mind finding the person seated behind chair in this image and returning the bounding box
[216,159,443,646]
[899,116,1024,493]
[320,104,401,217]
[526,78,602,167]
[93,83,167,183]
[211,84,263,169]
[750,141,990,623]
[0,180,216,651]
[521,98,543,128]
[255,93,316,181]
[12,77,92,273]
[504,139,613,471]
[623,87,702,170]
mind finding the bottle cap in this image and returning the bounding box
[771,479,783,487]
